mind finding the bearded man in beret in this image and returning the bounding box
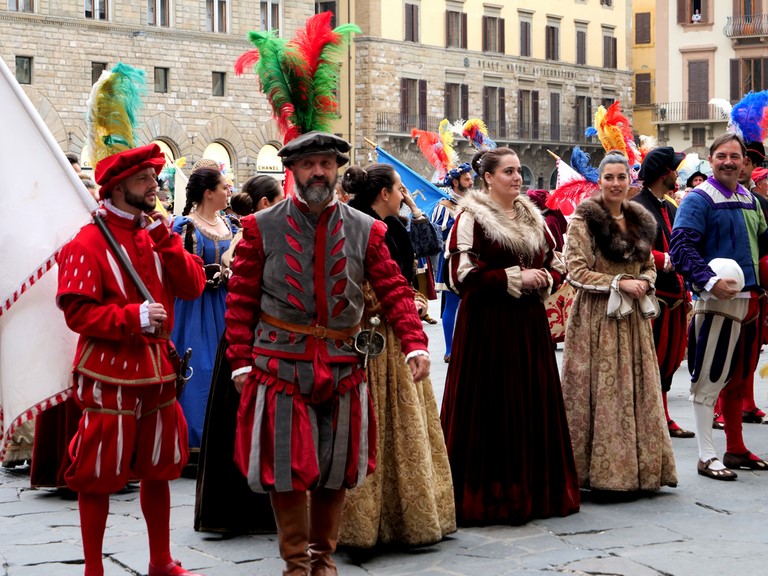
[225,131,430,575]
[56,143,207,576]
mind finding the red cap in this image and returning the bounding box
[95,143,166,199]
[752,167,768,184]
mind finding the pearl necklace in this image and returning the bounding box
[192,209,220,227]
[612,211,625,221]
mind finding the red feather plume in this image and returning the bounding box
[234,49,262,76]
[412,128,450,178]
[546,179,599,216]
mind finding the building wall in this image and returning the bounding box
[632,0,656,138]
[0,1,319,188]
[355,0,633,189]
[657,0,732,154]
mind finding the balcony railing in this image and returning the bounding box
[652,102,728,123]
[375,113,597,145]
[724,14,768,37]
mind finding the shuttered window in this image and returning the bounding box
[446,11,467,48]
[405,3,419,42]
[635,12,651,44]
[520,20,531,57]
[636,73,652,105]
[603,35,617,69]
[688,60,709,120]
[550,92,561,140]
[546,25,559,61]
[576,30,587,64]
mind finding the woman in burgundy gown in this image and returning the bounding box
[440,147,580,526]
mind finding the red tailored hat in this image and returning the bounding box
[753,167,768,184]
[95,143,166,199]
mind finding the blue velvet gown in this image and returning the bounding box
[172,215,236,449]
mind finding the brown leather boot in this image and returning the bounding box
[308,488,346,576]
[270,491,311,576]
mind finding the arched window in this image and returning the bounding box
[549,169,558,190]
[521,165,533,189]
[202,142,232,174]
[152,139,176,166]
[256,143,285,181]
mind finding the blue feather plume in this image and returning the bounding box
[731,90,768,142]
[569,147,599,184]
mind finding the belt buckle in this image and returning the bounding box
[312,325,328,339]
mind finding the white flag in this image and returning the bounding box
[0,56,97,458]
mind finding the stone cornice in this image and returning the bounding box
[354,36,632,78]
[0,13,251,47]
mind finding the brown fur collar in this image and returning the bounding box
[573,198,656,263]
[457,189,547,257]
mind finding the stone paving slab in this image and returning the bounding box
[2,308,768,575]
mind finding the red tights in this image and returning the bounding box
[721,385,748,455]
[78,480,173,576]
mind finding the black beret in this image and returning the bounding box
[685,170,708,189]
[278,131,351,167]
[745,140,766,166]
[638,146,686,186]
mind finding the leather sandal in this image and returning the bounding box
[697,458,737,481]
[742,409,764,424]
[668,420,695,438]
[723,451,768,471]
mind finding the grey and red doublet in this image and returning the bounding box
[57,202,206,493]
[226,196,427,493]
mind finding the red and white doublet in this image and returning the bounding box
[226,196,427,493]
[57,202,206,493]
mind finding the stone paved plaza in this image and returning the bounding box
[2,301,768,575]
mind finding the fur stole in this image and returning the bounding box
[574,198,656,263]
[457,189,547,258]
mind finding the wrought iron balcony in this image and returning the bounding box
[652,102,728,123]
[724,14,768,38]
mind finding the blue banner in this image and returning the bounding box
[376,147,451,216]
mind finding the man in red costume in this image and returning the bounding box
[226,131,430,575]
[632,147,694,439]
[57,143,207,576]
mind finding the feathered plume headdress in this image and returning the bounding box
[729,90,768,143]
[235,12,360,145]
[84,62,147,167]
[586,101,641,169]
[411,120,459,181]
[462,118,497,151]
[546,148,599,216]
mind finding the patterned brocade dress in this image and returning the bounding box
[561,199,678,492]
[339,212,456,547]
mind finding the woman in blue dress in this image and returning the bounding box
[172,167,236,469]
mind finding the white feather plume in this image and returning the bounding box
[709,98,733,120]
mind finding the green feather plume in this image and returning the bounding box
[85,62,146,166]
[235,11,360,143]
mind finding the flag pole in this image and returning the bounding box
[92,215,155,303]
[546,149,560,162]
[363,137,377,148]
[1,57,155,304]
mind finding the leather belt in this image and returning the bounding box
[657,296,685,310]
[260,312,360,342]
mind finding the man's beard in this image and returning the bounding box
[296,174,337,205]
[123,187,156,212]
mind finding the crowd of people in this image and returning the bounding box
[11,124,768,576]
